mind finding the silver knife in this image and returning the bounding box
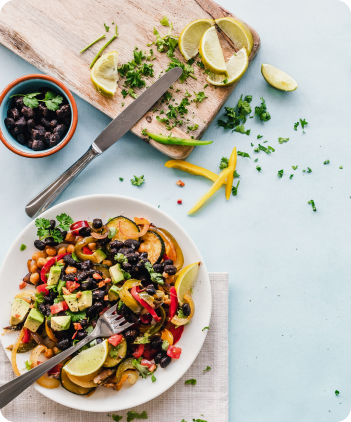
[25,67,183,218]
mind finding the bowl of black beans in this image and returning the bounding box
[0,74,78,158]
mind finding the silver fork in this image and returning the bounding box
[0,304,132,408]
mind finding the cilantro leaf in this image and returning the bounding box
[133,49,145,65]
[121,89,128,98]
[112,416,123,422]
[294,121,299,130]
[203,366,211,372]
[234,124,250,135]
[256,165,261,172]
[104,23,110,32]
[126,410,148,422]
[277,169,284,178]
[23,96,39,108]
[308,199,316,212]
[292,165,298,170]
[131,175,145,186]
[56,213,74,231]
[65,310,86,322]
[193,91,208,105]
[335,390,340,395]
[237,151,250,158]
[160,16,170,26]
[185,379,197,385]
[20,244,26,251]
[166,57,195,83]
[43,91,63,111]
[148,20,178,58]
[234,170,240,178]
[255,97,271,121]
[24,360,32,371]
[254,144,274,154]
[278,137,289,144]
[132,358,151,379]
[307,167,312,173]
[289,174,294,179]
[219,157,229,170]
[151,374,156,383]
[128,88,137,99]
[324,160,330,165]
[300,118,308,132]
[257,135,263,139]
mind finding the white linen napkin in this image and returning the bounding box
[0,273,228,422]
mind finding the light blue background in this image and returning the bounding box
[0,0,350,421]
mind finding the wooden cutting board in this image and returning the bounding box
[0,0,260,159]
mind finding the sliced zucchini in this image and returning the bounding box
[155,228,184,272]
[93,264,110,279]
[103,337,127,367]
[107,216,140,243]
[140,231,165,265]
[60,361,94,395]
[7,339,37,353]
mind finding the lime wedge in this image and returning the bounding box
[199,26,227,75]
[174,262,200,305]
[179,19,214,61]
[215,17,253,55]
[207,48,248,86]
[91,51,119,97]
[261,64,298,91]
[63,340,109,377]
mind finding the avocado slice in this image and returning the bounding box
[24,308,44,332]
[47,264,62,286]
[108,285,120,301]
[63,294,78,312]
[10,298,30,325]
[109,263,124,284]
[77,291,92,311]
[92,249,107,264]
[51,315,71,331]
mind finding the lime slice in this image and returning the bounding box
[91,51,119,97]
[199,26,227,75]
[261,64,298,91]
[179,19,214,61]
[215,17,253,55]
[63,340,109,377]
[207,48,248,86]
[174,262,200,305]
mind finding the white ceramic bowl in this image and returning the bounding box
[0,194,211,412]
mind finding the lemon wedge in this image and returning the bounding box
[215,17,253,56]
[174,262,200,305]
[207,48,248,86]
[199,26,227,75]
[179,19,214,61]
[261,64,298,91]
[91,51,119,97]
[63,340,109,377]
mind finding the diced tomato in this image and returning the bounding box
[82,246,93,255]
[168,324,184,345]
[108,334,123,347]
[149,364,156,372]
[98,280,106,288]
[142,347,157,360]
[163,254,170,261]
[48,364,63,375]
[62,287,70,295]
[72,331,78,340]
[176,180,185,187]
[141,359,153,368]
[133,344,145,358]
[15,313,20,318]
[70,220,90,236]
[19,281,27,290]
[66,281,80,293]
[50,301,69,315]
[177,200,182,205]
[22,328,31,344]
[93,273,102,280]
[167,345,182,359]
[73,323,82,330]
[140,314,152,324]
[36,284,49,296]
[37,361,42,365]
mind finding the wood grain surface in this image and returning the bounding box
[0,0,260,159]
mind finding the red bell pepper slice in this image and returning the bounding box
[82,246,93,255]
[66,281,80,293]
[50,301,69,315]
[168,324,184,345]
[169,286,178,321]
[130,286,161,323]
[40,253,70,282]
[133,344,145,358]
[167,345,182,359]
[108,334,123,347]
[140,314,152,324]
[73,323,82,331]
[48,364,63,375]
[72,331,78,340]
[36,284,49,296]
[70,220,89,236]
[22,328,31,344]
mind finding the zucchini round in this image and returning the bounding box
[107,216,140,244]
[7,339,37,353]
[103,337,127,367]
[140,231,165,265]
[60,361,95,395]
[93,264,110,279]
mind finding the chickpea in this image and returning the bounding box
[102,260,112,267]
[44,349,54,359]
[88,242,97,251]
[57,259,64,265]
[30,273,40,284]
[45,247,57,256]
[76,236,83,244]
[29,262,38,273]
[65,232,76,243]
[65,266,77,274]
[32,251,46,261]
[37,257,46,268]
[139,243,147,253]
[53,347,60,355]
[57,247,67,255]
[67,244,75,254]
[27,259,32,273]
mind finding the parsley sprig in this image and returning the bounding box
[255,97,271,121]
[130,175,145,186]
[35,213,73,243]
[148,16,178,58]
[11,91,64,111]
[218,95,252,134]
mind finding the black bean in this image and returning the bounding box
[153,264,164,273]
[14,96,24,108]
[38,104,50,117]
[80,319,88,329]
[41,117,51,128]
[35,125,45,134]
[96,338,103,344]
[98,237,109,247]
[21,106,35,119]
[44,132,51,145]
[164,265,177,276]
[119,248,134,255]
[63,254,77,266]
[44,236,58,246]
[79,226,91,237]
[27,119,35,129]
[50,119,58,129]
[27,140,33,150]
[33,239,45,251]
[150,336,163,350]
[4,117,15,128]
[124,239,140,250]
[140,252,148,259]
[125,253,139,262]
[146,284,156,296]
[182,303,191,317]
[8,108,20,120]
[160,355,172,368]
[16,134,26,145]
[163,259,174,266]
[93,290,105,301]
[15,116,26,131]
[122,262,133,272]
[48,219,55,230]
[76,270,90,282]
[124,328,140,342]
[120,304,138,324]
[80,260,93,271]
[49,133,60,148]
[57,338,70,350]
[56,105,70,119]
[110,240,124,250]
[76,331,87,340]
[134,261,144,271]
[32,140,45,151]
[81,279,94,291]
[53,124,66,137]
[13,126,23,136]
[92,218,102,229]
[31,129,44,141]
[154,350,167,365]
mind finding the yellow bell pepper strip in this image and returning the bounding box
[171,294,195,326]
[146,132,212,146]
[119,279,142,314]
[165,160,221,183]
[225,147,237,200]
[188,168,231,214]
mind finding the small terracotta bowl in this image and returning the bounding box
[0,74,78,158]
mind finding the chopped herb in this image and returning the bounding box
[294,121,299,130]
[65,310,86,322]
[24,360,32,371]
[254,158,258,162]
[255,97,271,121]
[234,124,250,135]
[148,19,178,58]
[256,165,261,172]
[196,61,205,69]
[163,91,172,101]
[112,416,123,422]
[166,57,195,82]
[121,89,128,98]
[144,262,164,284]
[292,165,298,170]
[307,167,312,173]
[104,23,110,32]
[79,34,106,54]
[20,244,26,251]
[187,124,198,131]
[339,166,343,169]
[35,213,73,244]
[257,134,263,139]
[141,128,148,136]
[126,410,148,422]
[323,160,330,165]
[204,84,208,89]
[121,102,125,106]
[335,390,340,395]
[131,175,145,186]
[119,177,124,181]
[151,374,156,383]
[289,174,294,179]
[203,366,211,372]
[219,157,229,170]
[11,91,64,111]
[90,25,119,68]
[277,169,284,178]
[237,151,250,158]
[132,358,152,379]
[202,326,209,331]
[160,16,170,26]
[185,379,197,385]
[300,118,308,133]
[308,199,316,212]
[193,91,208,106]
[254,144,274,154]
[109,344,123,358]
[217,95,252,133]
[278,137,289,144]
[108,227,117,239]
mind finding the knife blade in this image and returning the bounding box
[93,66,183,153]
[25,67,183,218]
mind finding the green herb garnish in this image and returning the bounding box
[308,199,316,212]
[255,97,271,121]
[126,410,148,422]
[11,91,63,111]
[256,166,261,172]
[278,137,289,144]
[203,366,211,372]
[131,175,145,186]
[277,169,284,178]
[237,151,250,158]
[323,160,330,165]
[24,360,32,371]
[20,244,26,251]
[185,379,197,385]
[219,157,229,170]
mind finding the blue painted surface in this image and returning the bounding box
[0,0,351,420]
